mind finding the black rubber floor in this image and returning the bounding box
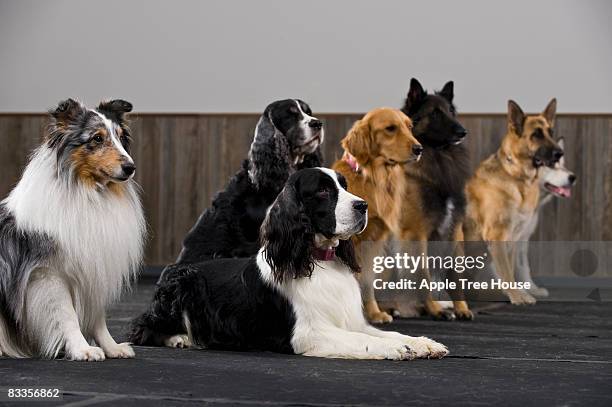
[1,277,611,406]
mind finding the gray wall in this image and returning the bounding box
[1,0,611,113]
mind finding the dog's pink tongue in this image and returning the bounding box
[553,186,571,198]
[560,187,571,198]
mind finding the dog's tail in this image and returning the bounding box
[128,264,195,346]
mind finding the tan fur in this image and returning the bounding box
[333,108,421,323]
[70,134,126,195]
[464,99,559,305]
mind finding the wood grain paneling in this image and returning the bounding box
[1,113,611,270]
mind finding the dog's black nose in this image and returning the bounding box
[456,127,468,138]
[412,144,424,156]
[122,163,136,176]
[553,149,564,162]
[309,120,323,130]
[353,200,368,214]
[569,174,576,184]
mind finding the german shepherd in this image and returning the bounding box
[386,78,472,320]
[464,99,563,305]
[515,137,576,298]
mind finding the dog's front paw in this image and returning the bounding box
[403,336,448,359]
[506,289,536,305]
[528,286,549,298]
[104,342,135,359]
[66,345,106,362]
[367,340,416,360]
[454,308,474,321]
[367,310,393,324]
[164,334,192,349]
[431,309,456,321]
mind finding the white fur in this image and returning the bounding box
[256,250,447,360]
[319,167,366,236]
[437,199,455,236]
[0,145,145,359]
[295,99,324,152]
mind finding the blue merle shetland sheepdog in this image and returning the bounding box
[0,98,146,361]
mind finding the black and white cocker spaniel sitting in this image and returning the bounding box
[174,99,324,265]
[129,168,448,360]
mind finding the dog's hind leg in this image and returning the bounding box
[25,270,105,361]
[93,315,135,358]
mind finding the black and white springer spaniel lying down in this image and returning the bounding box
[130,168,448,360]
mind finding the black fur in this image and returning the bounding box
[401,78,470,240]
[172,99,323,266]
[129,169,363,353]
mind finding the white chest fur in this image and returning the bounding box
[256,250,365,348]
[4,147,146,313]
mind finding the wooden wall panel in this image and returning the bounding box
[1,113,611,269]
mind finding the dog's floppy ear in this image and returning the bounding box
[261,184,315,283]
[542,98,557,127]
[342,119,371,165]
[49,98,85,125]
[508,100,525,136]
[336,239,361,274]
[403,78,426,115]
[97,99,133,123]
[438,81,454,103]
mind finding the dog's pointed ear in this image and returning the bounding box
[403,78,426,114]
[342,119,371,165]
[97,99,133,123]
[557,137,565,165]
[542,98,557,127]
[438,81,454,103]
[508,100,525,135]
[336,239,361,274]
[557,137,565,150]
[49,98,85,124]
[261,183,315,283]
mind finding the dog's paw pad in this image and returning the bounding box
[105,342,135,359]
[164,334,191,349]
[67,346,106,362]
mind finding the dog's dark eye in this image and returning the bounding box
[385,125,397,132]
[92,134,104,144]
[532,129,544,139]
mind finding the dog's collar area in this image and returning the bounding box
[343,152,360,172]
[313,247,336,261]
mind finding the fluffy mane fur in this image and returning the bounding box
[0,100,146,359]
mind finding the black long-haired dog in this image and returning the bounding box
[174,99,324,266]
[393,78,474,320]
[129,168,448,360]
